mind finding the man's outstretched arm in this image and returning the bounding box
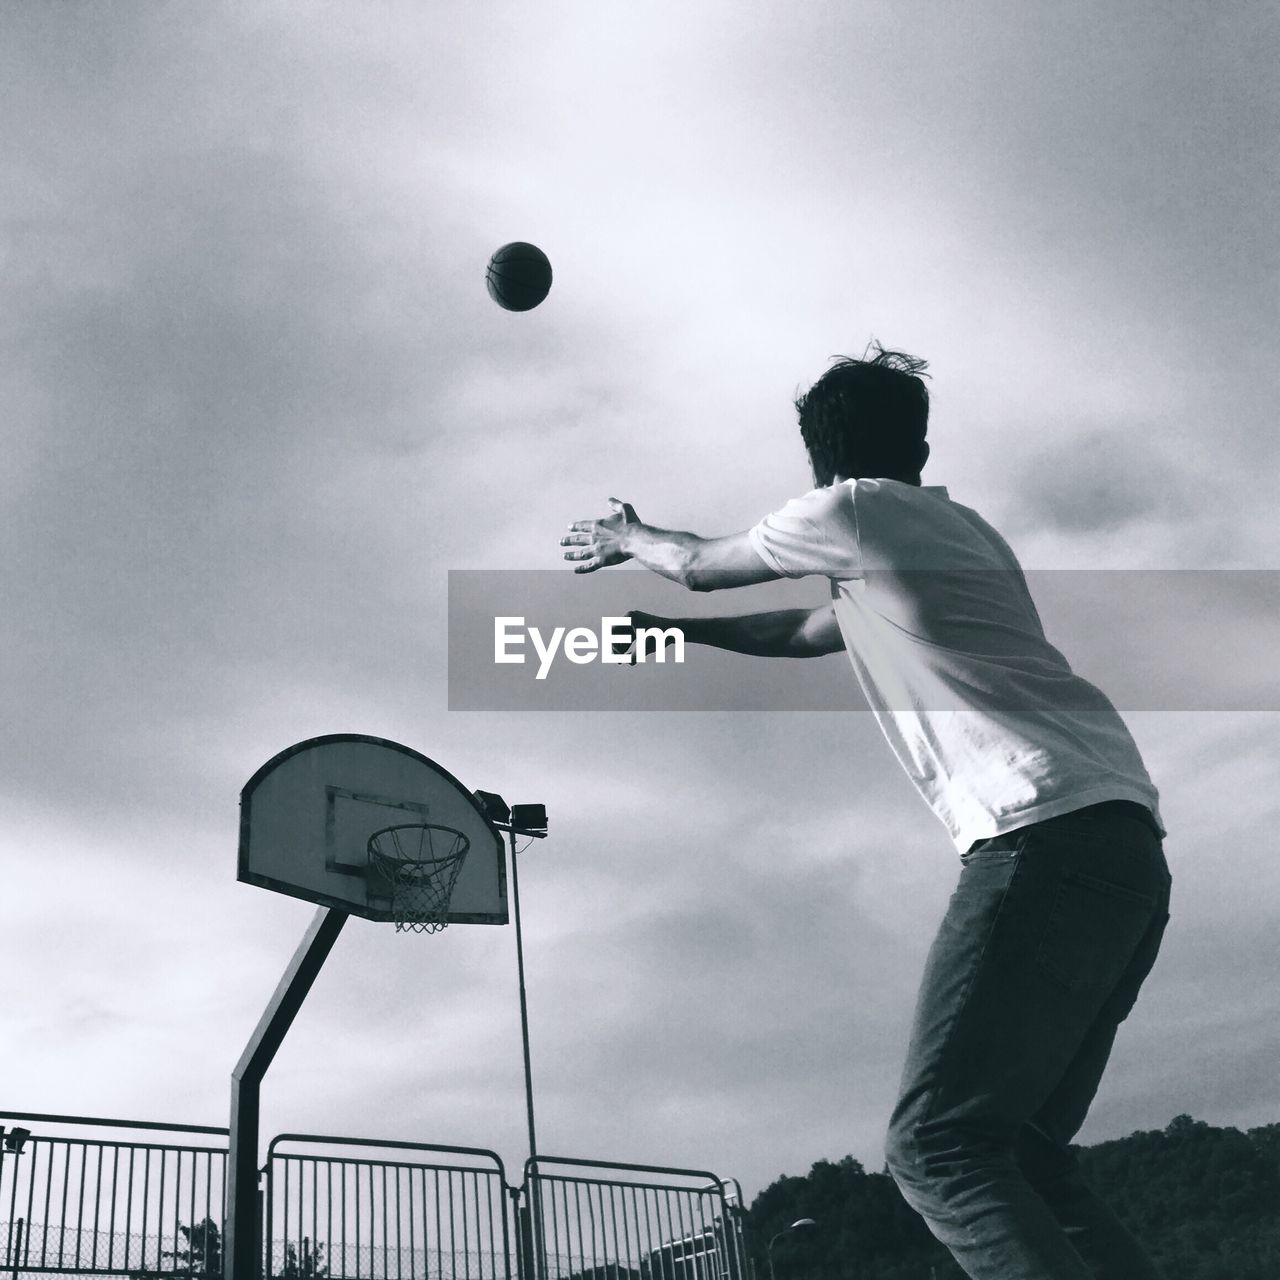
[628,604,843,659]
[561,498,779,591]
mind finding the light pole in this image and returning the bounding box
[505,809,548,1280]
[767,1218,816,1280]
[506,823,540,1163]
[471,793,549,1167]
[472,792,549,1280]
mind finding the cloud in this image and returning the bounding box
[1008,429,1190,535]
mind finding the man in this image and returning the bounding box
[560,345,1172,1280]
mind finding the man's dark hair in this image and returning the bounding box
[795,342,931,486]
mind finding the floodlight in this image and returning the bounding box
[510,803,548,833]
[3,1127,31,1154]
[473,790,511,824]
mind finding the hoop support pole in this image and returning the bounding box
[226,905,348,1280]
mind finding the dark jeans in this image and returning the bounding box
[885,802,1172,1279]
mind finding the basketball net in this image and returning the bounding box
[366,824,471,933]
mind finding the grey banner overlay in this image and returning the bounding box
[447,570,1279,712]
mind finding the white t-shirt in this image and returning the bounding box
[748,479,1164,852]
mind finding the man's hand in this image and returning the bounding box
[561,498,639,574]
[559,501,778,590]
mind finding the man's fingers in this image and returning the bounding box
[559,532,592,546]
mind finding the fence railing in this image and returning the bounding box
[1,1112,752,1280]
[0,1110,228,1277]
[524,1157,750,1280]
[264,1134,513,1280]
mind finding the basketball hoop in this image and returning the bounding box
[366,824,471,933]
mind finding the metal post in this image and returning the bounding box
[509,829,538,1164]
[226,906,347,1280]
[10,1218,22,1280]
[508,828,546,1280]
[514,1192,534,1280]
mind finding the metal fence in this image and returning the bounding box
[524,1157,750,1280]
[264,1135,513,1280]
[0,1111,228,1277]
[1,1112,752,1280]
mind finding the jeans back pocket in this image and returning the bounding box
[1036,869,1158,995]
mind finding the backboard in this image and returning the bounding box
[238,734,508,925]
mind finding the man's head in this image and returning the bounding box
[796,343,931,486]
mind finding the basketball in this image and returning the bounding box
[486,241,553,311]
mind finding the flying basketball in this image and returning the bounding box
[486,241,553,311]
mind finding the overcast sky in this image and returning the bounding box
[3,0,1278,1204]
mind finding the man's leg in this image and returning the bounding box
[884,809,1170,1279]
[1016,879,1171,1278]
[1014,1123,1160,1280]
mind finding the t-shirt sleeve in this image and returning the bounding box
[747,484,862,579]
